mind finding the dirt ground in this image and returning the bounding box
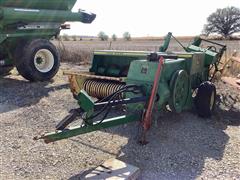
[0,64,240,180]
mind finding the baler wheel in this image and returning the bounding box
[15,39,60,82]
[169,70,190,113]
[195,81,216,118]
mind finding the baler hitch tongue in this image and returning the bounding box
[33,135,52,144]
[34,86,147,143]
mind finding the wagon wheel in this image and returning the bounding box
[15,39,60,82]
[169,70,190,113]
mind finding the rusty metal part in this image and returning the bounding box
[68,75,81,96]
[64,71,125,82]
[139,56,164,145]
[142,56,164,131]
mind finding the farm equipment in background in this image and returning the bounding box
[35,32,226,144]
[0,0,96,81]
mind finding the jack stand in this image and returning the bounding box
[140,56,164,145]
[139,130,148,145]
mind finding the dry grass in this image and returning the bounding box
[56,40,92,65]
[53,38,240,76]
[221,52,240,77]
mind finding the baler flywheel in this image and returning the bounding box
[169,70,190,113]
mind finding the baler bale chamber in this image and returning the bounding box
[0,0,96,81]
[35,33,226,144]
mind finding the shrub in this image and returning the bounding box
[112,34,117,41]
[123,32,131,41]
[98,31,109,41]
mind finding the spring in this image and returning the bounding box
[83,79,126,99]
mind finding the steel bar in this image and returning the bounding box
[34,114,141,143]
[143,56,164,131]
[202,39,227,48]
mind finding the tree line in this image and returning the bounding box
[97,32,131,41]
[59,6,239,41]
[59,32,131,41]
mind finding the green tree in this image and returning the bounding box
[112,34,117,41]
[98,31,109,41]
[123,32,131,41]
[203,6,240,38]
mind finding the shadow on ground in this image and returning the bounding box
[0,77,68,113]
[1,75,239,179]
[69,106,239,180]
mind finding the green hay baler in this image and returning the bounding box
[0,0,96,81]
[35,33,226,144]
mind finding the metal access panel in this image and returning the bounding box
[190,53,205,75]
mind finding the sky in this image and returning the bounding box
[65,0,240,37]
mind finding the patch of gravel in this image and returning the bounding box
[0,64,239,180]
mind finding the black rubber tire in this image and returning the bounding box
[14,39,60,82]
[195,81,216,118]
[0,66,13,76]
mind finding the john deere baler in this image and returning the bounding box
[35,33,226,144]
